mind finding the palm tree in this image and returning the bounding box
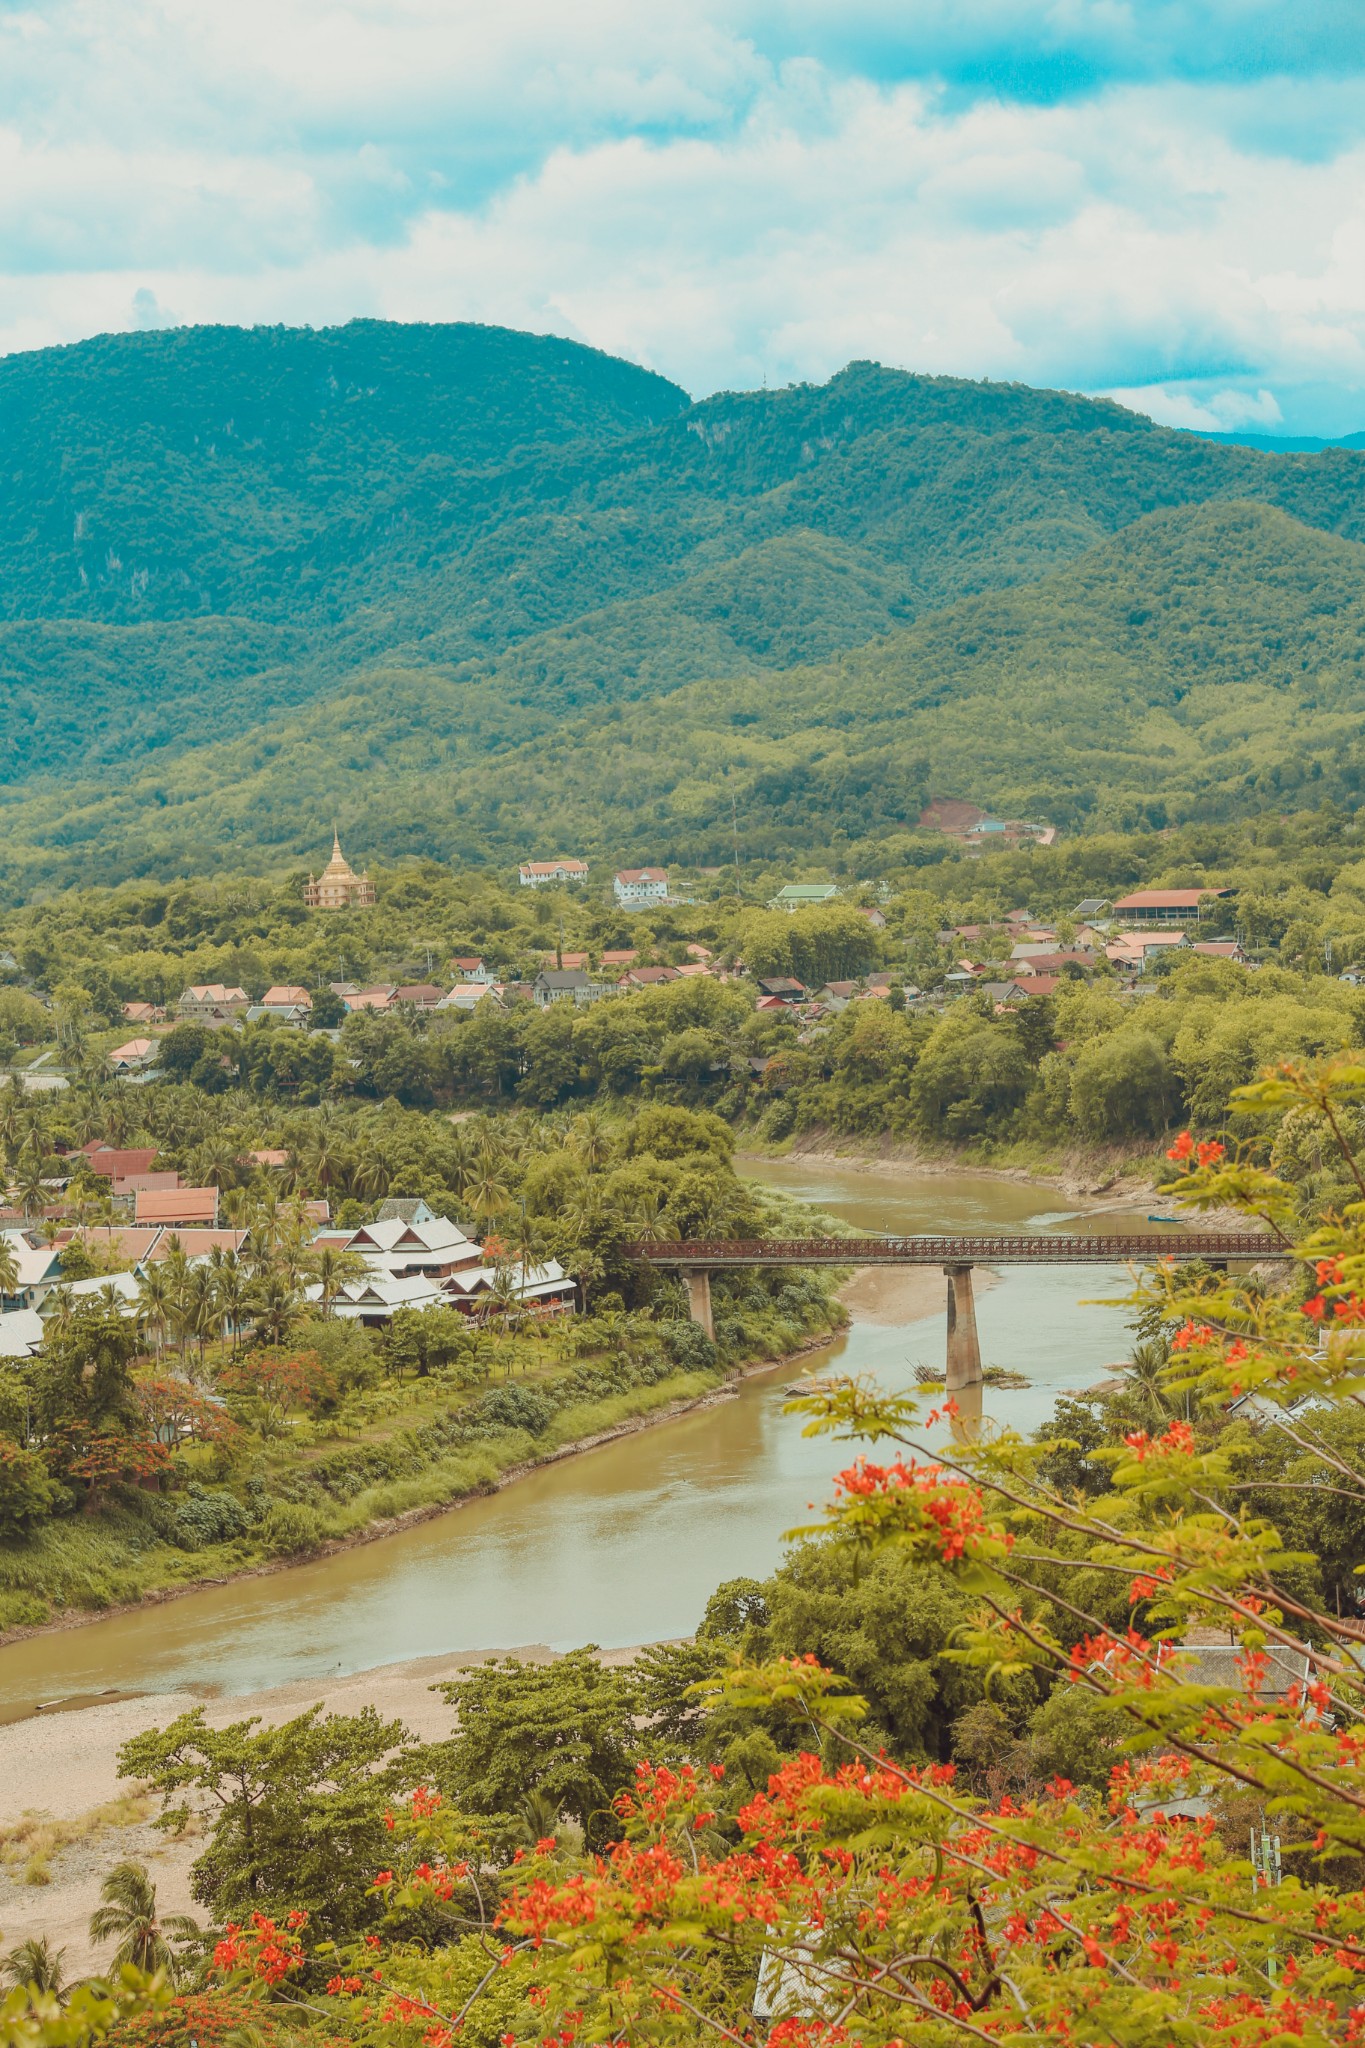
[307,1242,368,1319]
[136,1263,172,1363]
[573,1110,613,1171]
[629,1186,670,1245]
[466,1155,510,1226]
[251,1267,301,1347]
[3,1934,66,1997]
[211,1251,252,1353]
[0,1233,19,1304]
[14,1150,49,1221]
[88,1860,200,1980]
[1123,1337,1179,1425]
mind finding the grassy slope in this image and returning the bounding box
[5,327,1365,886]
[6,498,1365,887]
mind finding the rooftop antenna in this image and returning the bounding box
[557,916,564,971]
[731,788,742,895]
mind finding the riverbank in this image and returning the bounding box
[0,1638,660,1977]
[0,1325,846,1657]
[740,1131,1166,1203]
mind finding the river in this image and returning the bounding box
[0,1160,1153,1713]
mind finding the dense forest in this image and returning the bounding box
[4,322,1365,891]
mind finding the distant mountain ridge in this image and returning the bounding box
[2,320,1365,893]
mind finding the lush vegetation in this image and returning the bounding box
[5,325,1365,889]
[8,1058,1365,2045]
[0,1092,845,1633]
[9,807,1365,1173]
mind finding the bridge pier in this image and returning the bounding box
[944,1264,982,1391]
[683,1269,715,1340]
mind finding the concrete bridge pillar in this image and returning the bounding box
[683,1269,715,1340]
[944,1263,982,1391]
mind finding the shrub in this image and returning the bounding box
[259,1500,326,1557]
[171,1484,251,1551]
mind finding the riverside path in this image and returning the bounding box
[626,1234,1278,1392]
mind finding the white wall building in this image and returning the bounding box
[614,867,669,908]
[519,859,589,888]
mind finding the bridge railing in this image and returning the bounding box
[626,1233,1279,1265]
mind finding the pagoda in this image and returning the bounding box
[304,830,377,911]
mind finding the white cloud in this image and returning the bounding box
[0,4,1363,427]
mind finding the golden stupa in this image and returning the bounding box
[304,830,377,910]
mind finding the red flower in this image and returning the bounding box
[1167,1131,1194,1161]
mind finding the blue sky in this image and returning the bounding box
[1,0,1364,432]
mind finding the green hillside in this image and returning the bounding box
[4,320,1365,893]
[5,498,1365,890]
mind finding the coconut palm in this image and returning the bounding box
[3,1934,66,1997]
[251,1268,301,1348]
[211,1251,252,1353]
[0,1232,19,1304]
[305,1242,367,1319]
[136,1263,172,1362]
[14,1150,49,1220]
[629,1186,670,1245]
[1123,1337,1179,1425]
[88,1859,200,1980]
[572,1110,613,1171]
[466,1155,510,1226]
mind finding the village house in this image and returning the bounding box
[1107,932,1193,974]
[614,867,669,908]
[0,1271,144,1362]
[532,969,612,1007]
[134,1186,220,1227]
[178,983,249,1024]
[1112,887,1234,927]
[311,1209,576,1323]
[303,832,376,910]
[392,984,445,1010]
[601,948,639,969]
[519,857,589,887]
[1193,939,1253,964]
[342,986,396,1012]
[0,1227,64,1310]
[451,957,492,983]
[435,984,499,1015]
[108,1037,158,1073]
[81,1145,159,1181]
[618,965,682,988]
[769,883,839,911]
[261,985,312,1015]
[121,1001,164,1025]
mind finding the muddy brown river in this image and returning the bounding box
[0,1161,1154,1711]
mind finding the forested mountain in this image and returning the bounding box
[2,319,1365,893]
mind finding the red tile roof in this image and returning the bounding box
[1113,889,1231,910]
[135,1187,219,1226]
[83,1147,158,1180]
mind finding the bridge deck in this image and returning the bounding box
[628,1233,1278,1266]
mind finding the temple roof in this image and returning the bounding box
[320,829,358,879]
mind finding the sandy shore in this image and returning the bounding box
[0,1230,1006,1970]
[740,1138,1160,1203]
[0,1640,655,1975]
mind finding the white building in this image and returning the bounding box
[614,868,669,909]
[0,1228,65,1310]
[519,859,589,888]
[310,1210,576,1321]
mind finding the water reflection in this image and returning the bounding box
[0,1160,1143,1709]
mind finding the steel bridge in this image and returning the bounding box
[625,1233,1279,1390]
